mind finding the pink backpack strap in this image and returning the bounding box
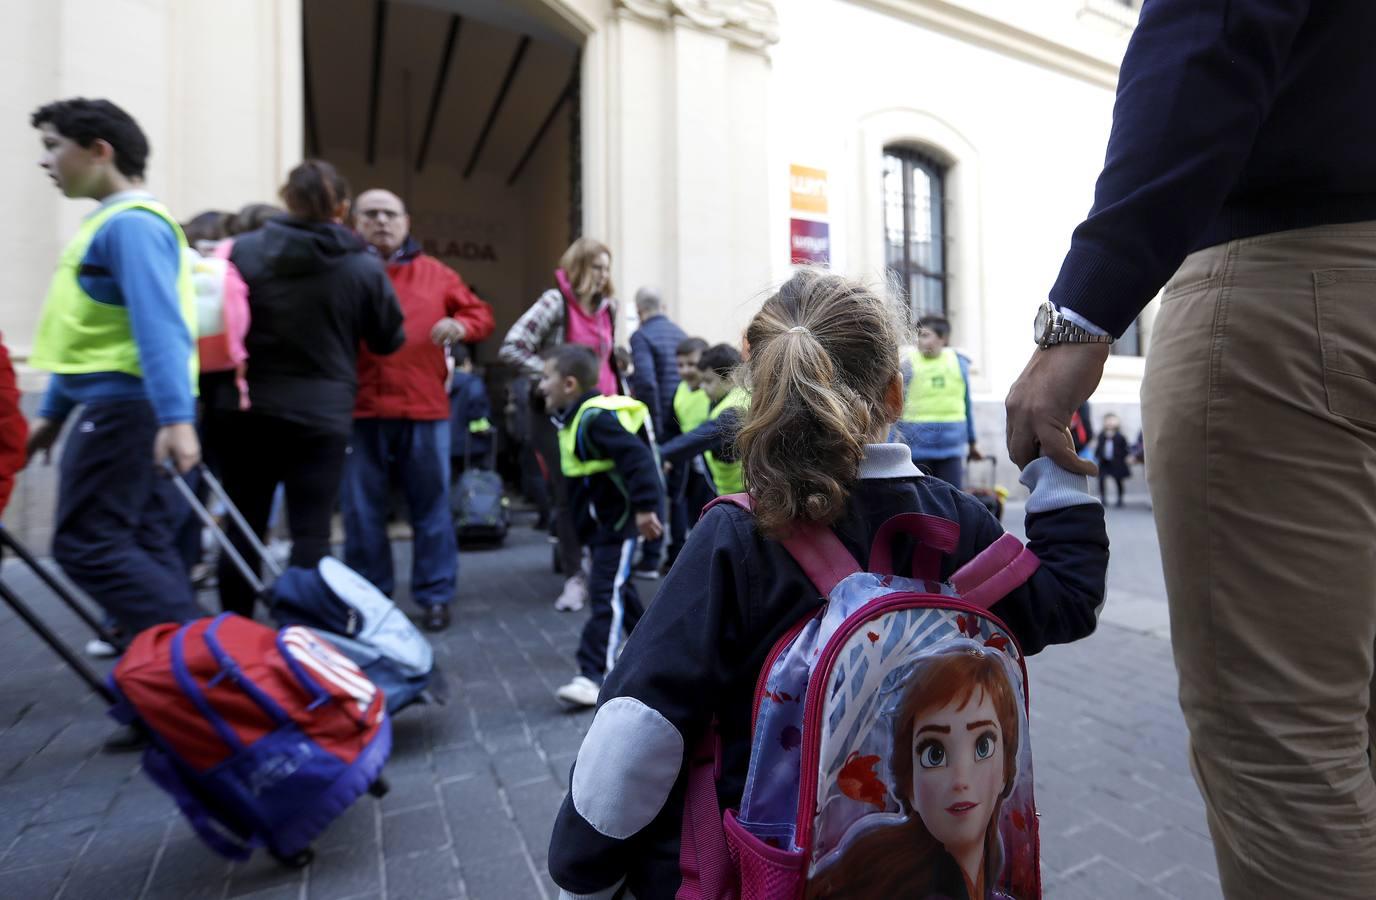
[867,513,959,583]
[677,721,735,900]
[705,494,861,596]
[950,533,1041,610]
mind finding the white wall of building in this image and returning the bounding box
[768,0,1140,406]
[0,0,301,369]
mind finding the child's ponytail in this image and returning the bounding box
[738,270,905,539]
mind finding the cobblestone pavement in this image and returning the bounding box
[0,498,1222,899]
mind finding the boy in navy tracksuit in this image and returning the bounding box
[539,345,664,708]
[448,344,492,476]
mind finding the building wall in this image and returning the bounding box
[0,0,302,369]
[768,0,1140,408]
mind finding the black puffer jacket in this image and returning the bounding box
[227,217,404,434]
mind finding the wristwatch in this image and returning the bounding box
[1033,300,1115,350]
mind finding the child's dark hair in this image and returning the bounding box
[613,346,633,374]
[545,344,600,393]
[918,315,951,341]
[677,337,709,357]
[182,211,230,246]
[280,160,351,222]
[697,344,741,379]
[451,343,471,366]
[739,269,904,539]
[32,98,149,178]
[226,203,284,235]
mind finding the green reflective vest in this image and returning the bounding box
[558,395,651,478]
[30,199,197,379]
[672,381,711,433]
[901,348,965,424]
[705,387,750,495]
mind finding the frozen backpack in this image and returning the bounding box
[109,613,391,866]
[189,239,251,406]
[270,557,444,714]
[679,495,1043,900]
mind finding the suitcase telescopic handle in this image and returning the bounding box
[163,461,285,594]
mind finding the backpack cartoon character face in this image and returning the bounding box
[808,642,1025,900]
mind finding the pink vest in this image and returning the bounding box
[557,269,618,396]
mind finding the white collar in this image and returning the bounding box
[858,443,925,480]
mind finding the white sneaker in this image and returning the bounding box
[85,639,119,658]
[555,675,600,708]
[553,575,587,612]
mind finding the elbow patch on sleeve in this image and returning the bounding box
[571,697,685,840]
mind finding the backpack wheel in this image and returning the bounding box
[272,848,314,869]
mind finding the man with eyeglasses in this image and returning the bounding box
[344,189,494,632]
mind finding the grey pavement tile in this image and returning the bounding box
[431,745,488,783]
[378,772,440,814]
[225,852,306,899]
[383,848,463,900]
[30,781,119,825]
[1071,789,1173,840]
[1054,858,1170,899]
[502,778,562,858]
[144,876,227,900]
[306,846,381,900]
[57,854,155,900]
[0,862,70,900]
[1067,820,1179,883]
[0,817,99,871]
[315,801,378,855]
[229,885,307,900]
[382,804,452,858]
[490,749,550,788]
[1143,827,1221,879]
[144,836,232,892]
[458,852,542,900]
[1154,865,1222,900]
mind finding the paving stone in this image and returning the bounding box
[1155,864,1223,900]
[307,846,382,900]
[383,848,463,900]
[382,804,451,857]
[0,817,98,871]
[458,851,541,900]
[0,862,70,899]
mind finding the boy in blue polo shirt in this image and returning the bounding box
[26,98,203,649]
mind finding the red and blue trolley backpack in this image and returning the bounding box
[679,495,1043,900]
[109,613,391,864]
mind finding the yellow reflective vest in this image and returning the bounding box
[705,387,750,495]
[901,348,965,424]
[558,395,651,478]
[30,199,196,380]
[672,381,711,433]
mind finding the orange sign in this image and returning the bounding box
[790,164,828,215]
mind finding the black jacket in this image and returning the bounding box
[549,451,1108,899]
[227,217,404,434]
[1051,2,1376,337]
[554,391,664,543]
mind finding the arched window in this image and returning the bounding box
[883,146,947,319]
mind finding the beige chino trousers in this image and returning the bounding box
[1143,221,1376,897]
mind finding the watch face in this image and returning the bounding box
[1034,304,1051,343]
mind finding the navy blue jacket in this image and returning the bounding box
[629,314,687,436]
[1051,1,1376,337]
[549,450,1108,899]
[554,391,664,543]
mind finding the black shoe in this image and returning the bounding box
[423,605,451,633]
[103,724,149,753]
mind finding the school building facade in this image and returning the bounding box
[1,0,1146,533]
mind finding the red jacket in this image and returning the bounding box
[0,336,28,516]
[354,245,494,420]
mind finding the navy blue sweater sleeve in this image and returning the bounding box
[628,331,660,432]
[1049,0,1311,336]
[659,409,741,464]
[582,409,662,513]
[100,211,195,424]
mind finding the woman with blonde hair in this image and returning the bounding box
[500,237,622,611]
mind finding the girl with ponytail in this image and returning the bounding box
[549,269,1109,900]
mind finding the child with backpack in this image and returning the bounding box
[664,337,713,567]
[448,343,493,477]
[539,344,665,708]
[659,343,749,496]
[547,270,1108,900]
